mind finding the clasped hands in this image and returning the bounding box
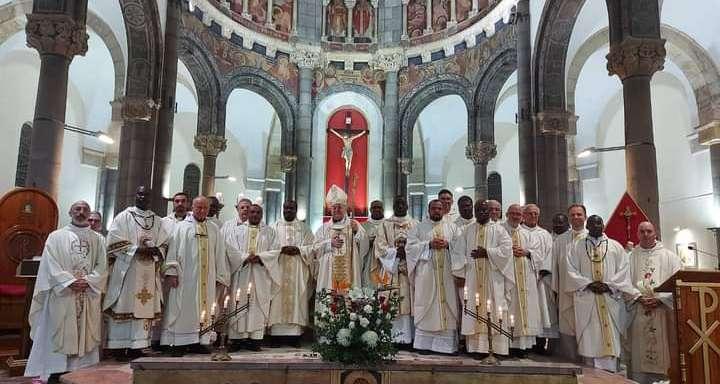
[512,245,530,258]
[585,281,611,294]
[243,253,264,267]
[281,246,301,256]
[69,278,90,293]
[430,238,448,250]
[471,247,488,259]
[136,245,161,261]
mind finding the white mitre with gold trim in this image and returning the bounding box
[325,185,348,207]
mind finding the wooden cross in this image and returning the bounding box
[135,287,154,305]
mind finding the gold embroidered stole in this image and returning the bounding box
[196,221,210,317]
[393,222,412,315]
[474,224,488,333]
[511,229,529,334]
[280,223,297,322]
[432,222,448,330]
[590,240,614,356]
[331,224,353,292]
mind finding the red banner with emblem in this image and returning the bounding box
[604,192,650,246]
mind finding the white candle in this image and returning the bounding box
[463,286,468,301]
[200,310,206,324]
[235,288,241,302]
[498,306,503,321]
[486,299,492,314]
[475,292,480,308]
[211,302,217,316]
[510,314,515,327]
[224,295,230,309]
[247,281,253,295]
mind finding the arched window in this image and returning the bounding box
[15,123,32,187]
[487,172,502,204]
[183,163,201,198]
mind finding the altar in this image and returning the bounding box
[126,350,582,384]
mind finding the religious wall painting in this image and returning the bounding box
[327,0,348,41]
[456,0,472,22]
[272,0,293,33]
[231,0,243,13]
[407,0,426,38]
[353,0,374,42]
[249,0,268,24]
[432,0,449,32]
[312,66,383,99]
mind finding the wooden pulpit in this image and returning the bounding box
[656,270,720,384]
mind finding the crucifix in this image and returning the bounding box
[329,111,367,216]
[620,205,636,244]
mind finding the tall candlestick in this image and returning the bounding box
[475,292,480,308]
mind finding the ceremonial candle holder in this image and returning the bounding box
[200,295,250,361]
[463,299,514,365]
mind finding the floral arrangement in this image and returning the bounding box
[313,287,401,365]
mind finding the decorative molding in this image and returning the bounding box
[280,154,298,173]
[25,13,88,58]
[194,134,228,157]
[698,120,720,146]
[465,141,497,164]
[120,97,160,121]
[290,47,322,69]
[606,37,666,80]
[534,110,577,136]
[370,51,405,72]
[397,157,413,175]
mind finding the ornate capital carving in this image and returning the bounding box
[397,157,413,175]
[120,97,160,121]
[370,51,404,72]
[25,13,88,58]
[290,48,322,69]
[280,154,298,173]
[194,134,227,157]
[698,120,720,146]
[465,141,497,165]
[606,37,666,80]
[534,110,577,136]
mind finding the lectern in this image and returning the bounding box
[656,270,720,384]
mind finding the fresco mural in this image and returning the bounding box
[407,0,426,38]
[353,0,374,42]
[272,0,293,33]
[431,0,449,31]
[327,0,348,41]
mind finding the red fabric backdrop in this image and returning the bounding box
[325,109,369,218]
[605,192,650,246]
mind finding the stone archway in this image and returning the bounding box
[178,34,224,135]
[398,74,474,197]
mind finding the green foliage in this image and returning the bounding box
[312,287,401,365]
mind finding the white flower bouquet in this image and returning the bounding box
[312,287,400,365]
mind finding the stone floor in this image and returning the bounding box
[1,348,637,384]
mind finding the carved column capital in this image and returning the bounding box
[344,0,357,9]
[465,141,497,165]
[25,13,88,58]
[120,97,160,122]
[397,157,413,175]
[534,110,577,136]
[280,154,298,173]
[291,47,322,69]
[606,37,666,80]
[698,120,720,146]
[370,51,405,72]
[194,134,227,157]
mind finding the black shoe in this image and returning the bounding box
[47,372,67,384]
[127,348,146,360]
[228,340,245,352]
[288,336,302,348]
[510,348,528,358]
[111,348,130,362]
[471,353,489,360]
[186,343,211,354]
[166,346,186,357]
[245,339,262,351]
[416,349,432,355]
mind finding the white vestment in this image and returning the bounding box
[103,207,170,349]
[628,242,681,378]
[523,224,556,338]
[452,222,513,354]
[362,218,384,288]
[453,217,474,233]
[374,215,419,343]
[501,222,543,349]
[408,219,462,353]
[25,225,107,380]
[269,219,314,336]
[224,224,280,340]
[552,229,587,336]
[162,214,186,233]
[313,217,369,293]
[161,216,229,346]
[566,234,634,370]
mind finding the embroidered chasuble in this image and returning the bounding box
[375,217,418,316]
[313,218,368,294]
[511,229,530,335]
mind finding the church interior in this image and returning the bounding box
[1,0,719,383]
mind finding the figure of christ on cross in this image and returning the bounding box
[329,128,367,177]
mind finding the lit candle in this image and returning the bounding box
[463,286,468,302]
[200,310,206,324]
[247,281,253,295]
[475,292,480,308]
[498,306,503,321]
[224,295,230,309]
[486,299,492,314]
[510,314,515,327]
[235,288,241,303]
[211,302,217,316]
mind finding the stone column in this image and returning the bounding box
[242,0,251,19]
[606,0,666,230]
[291,48,320,221]
[396,158,412,198]
[448,0,457,27]
[535,111,573,225]
[401,0,409,40]
[24,3,88,198]
[515,0,536,204]
[424,0,433,35]
[466,141,497,201]
[280,155,298,199]
[194,134,227,196]
[291,0,298,36]
[151,0,180,216]
[470,0,478,17]
[345,0,355,43]
[372,52,403,206]
[371,0,379,42]
[265,0,274,28]
[321,0,330,39]
[699,120,720,216]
